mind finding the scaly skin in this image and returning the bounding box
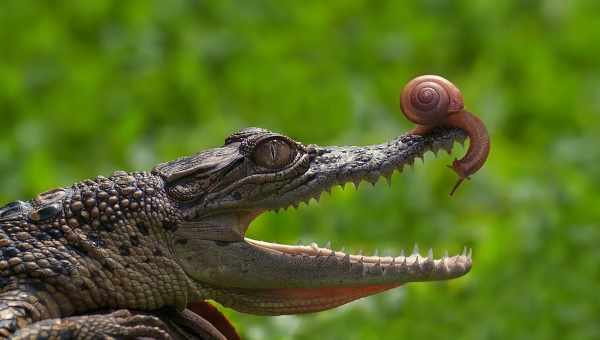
[0,127,472,339]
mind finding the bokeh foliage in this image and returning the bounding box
[1,1,599,339]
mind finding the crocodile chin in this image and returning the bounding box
[168,127,472,315]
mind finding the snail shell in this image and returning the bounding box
[400,75,464,125]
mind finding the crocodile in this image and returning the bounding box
[0,75,489,339]
[0,125,474,339]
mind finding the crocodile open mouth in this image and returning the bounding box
[240,238,472,313]
[173,127,473,315]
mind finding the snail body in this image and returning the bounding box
[399,75,490,195]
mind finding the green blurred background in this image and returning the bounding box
[1,1,599,339]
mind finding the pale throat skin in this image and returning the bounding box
[0,126,471,338]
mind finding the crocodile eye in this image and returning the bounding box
[253,138,297,169]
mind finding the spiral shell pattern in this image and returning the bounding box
[400,75,464,125]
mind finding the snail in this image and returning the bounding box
[400,75,490,195]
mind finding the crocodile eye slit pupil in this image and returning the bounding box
[254,139,296,169]
[270,143,277,163]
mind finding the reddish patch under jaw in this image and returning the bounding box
[240,284,400,314]
[188,301,241,340]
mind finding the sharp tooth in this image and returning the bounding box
[427,248,433,260]
[339,183,346,190]
[383,170,393,182]
[468,248,473,259]
[443,145,452,154]
[373,259,382,274]
[352,179,361,190]
[412,243,420,256]
[400,249,405,257]
[462,246,467,256]
[343,253,350,264]
[366,172,379,186]
[443,250,449,259]
[373,249,379,257]
[358,249,363,256]
[309,242,319,250]
[339,247,346,254]
[324,241,331,249]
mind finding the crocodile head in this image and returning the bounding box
[153,127,472,315]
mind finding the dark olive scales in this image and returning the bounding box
[0,172,186,339]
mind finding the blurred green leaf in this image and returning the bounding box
[1,1,598,339]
